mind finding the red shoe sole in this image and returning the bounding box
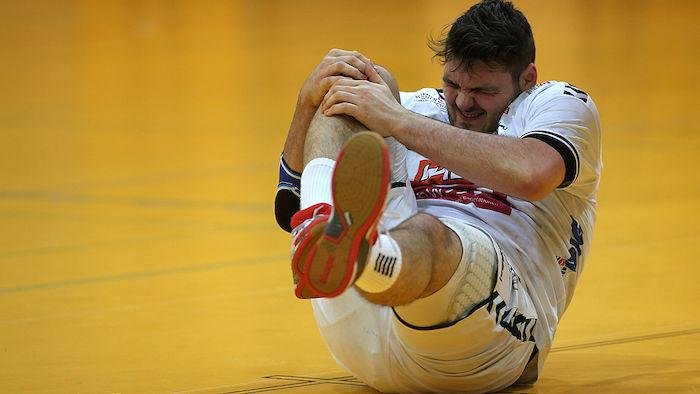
[302,132,389,298]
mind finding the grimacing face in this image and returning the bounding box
[442,59,524,133]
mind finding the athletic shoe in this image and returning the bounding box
[296,132,390,298]
[290,203,331,299]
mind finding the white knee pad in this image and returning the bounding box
[394,218,498,327]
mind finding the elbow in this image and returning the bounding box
[515,170,560,201]
[520,184,553,201]
[511,137,568,201]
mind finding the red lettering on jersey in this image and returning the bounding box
[412,159,512,215]
[414,160,465,184]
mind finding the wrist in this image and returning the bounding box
[390,107,417,141]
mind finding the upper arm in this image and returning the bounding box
[520,84,602,199]
[519,137,567,200]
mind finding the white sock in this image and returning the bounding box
[300,158,335,209]
[354,233,402,294]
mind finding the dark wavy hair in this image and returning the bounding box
[429,0,535,79]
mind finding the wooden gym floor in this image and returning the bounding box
[0,1,698,392]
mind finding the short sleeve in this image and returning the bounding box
[520,83,602,200]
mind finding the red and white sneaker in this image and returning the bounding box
[290,203,331,299]
[293,131,390,298]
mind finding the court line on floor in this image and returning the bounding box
[0,189,268,212]
[0,223,271,260]
[0,253,287,295]
[0,208,262,226]
[52,165,251,190]
[174,374,367,394]
[0,285,291,325]
[551,327,700,353]
[222,375,366,394]
[197,327,699,393]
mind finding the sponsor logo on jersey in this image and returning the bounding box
[556,216,584,274]
[487,292,537,342]
[563,84,589,103]
[414,90,447,110]
[411,160,512,215]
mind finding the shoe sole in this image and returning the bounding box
[302,132,389,297]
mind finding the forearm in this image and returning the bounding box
[392,112,564,200]
[282,97,317,173]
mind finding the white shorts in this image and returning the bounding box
[310,217,539,393]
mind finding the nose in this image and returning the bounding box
[455,90,475,111]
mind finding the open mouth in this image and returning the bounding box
[461,111,485,120]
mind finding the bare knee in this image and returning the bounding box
[303,65,398,166]
[374,65,400,102]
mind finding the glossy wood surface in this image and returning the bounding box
[0,1,698,392]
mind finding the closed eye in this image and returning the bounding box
[442,77,458,88]
[472,88,499,95]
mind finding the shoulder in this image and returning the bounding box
[512,80,602,141]
[522,81,599,118]
[400,88,445,109]
[516,81,602,195]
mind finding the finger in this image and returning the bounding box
[323,102,359,117]
[325,61,366,80]
[317,76,342,100]
[321,89,359,112]
[327,48,371,65]
[317,77,362,104]
[328,77,365,88]
[364,60,386,85]
[337,56,370,79]
[325,49,372,78]
[327,48,352,57]
[348,50,371,67]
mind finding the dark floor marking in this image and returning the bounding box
[219,375,366,393]
[219,327,699,393]
[0,254,287,294]
[552,327,700,352]
[0,189,268,212]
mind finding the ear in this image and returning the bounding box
[519,63,537,91]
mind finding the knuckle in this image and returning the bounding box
[331,60,345,69]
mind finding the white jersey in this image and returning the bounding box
[399,81,602,358]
